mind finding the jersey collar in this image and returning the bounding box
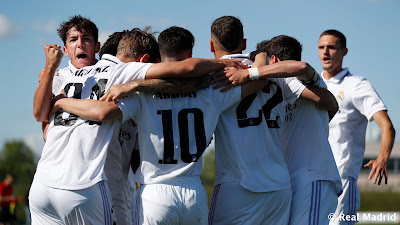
[100,54,121,65]
[67,58,100,73]
[68,60,79,74]
[221,53,253,67]
[322,68,350,84]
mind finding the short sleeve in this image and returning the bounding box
[282,77,306,105]
[352,78,387,121]
[52,71,63,95]
[106,62,153,89]
[117,93,141,123]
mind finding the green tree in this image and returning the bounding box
[0,140,37,222]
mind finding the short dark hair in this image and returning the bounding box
[320,29,346,49]
[258,35,302,61]
[57,15,99,45]
[211,16,244,52]
[158,26,194,58]
[99,30,129,58]
[117,27,160,63]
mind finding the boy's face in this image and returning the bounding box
[63,27,100,69]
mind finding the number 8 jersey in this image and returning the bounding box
[34,54,152,190]
[117,85,242,184]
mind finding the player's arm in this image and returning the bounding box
[100,75,210,102]
[220,60,316,86]
[239,80,270,99]
[33,44,63,122]
[300,85,339,120]
[52,98,122,122]
[144,58,246,79]
[364,110,396,185]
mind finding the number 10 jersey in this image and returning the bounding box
[118,85,242,185]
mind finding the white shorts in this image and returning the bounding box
[208,181,291,225]
[29,179,116,225]
[134,177,207,225]
[127,170,137,225]
[289,180,338,225]
[329,177,360,225]
[107,178,129,225]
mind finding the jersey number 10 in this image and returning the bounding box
[157,108,207,164]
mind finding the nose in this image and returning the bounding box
[77,37,84,48]
[322,46,329,55]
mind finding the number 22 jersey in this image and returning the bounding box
[214,54,306,192]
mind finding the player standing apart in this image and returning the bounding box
[318,29,395,225]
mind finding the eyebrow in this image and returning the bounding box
[67,34,93,39]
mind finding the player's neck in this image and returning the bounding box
[162,56,187,62]
[214,50,242,59]
[323,67,343,80]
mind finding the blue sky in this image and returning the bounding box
[0,0,399,155]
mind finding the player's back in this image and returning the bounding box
[214,54,305,192]
[118,85,241,185]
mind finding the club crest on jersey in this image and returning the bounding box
[337,91,345,101]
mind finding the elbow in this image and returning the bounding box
[33,110,47,122]
[330,99,339,114]
[96,111,109,122]
[390,125,396,139]
[300,62,309,71]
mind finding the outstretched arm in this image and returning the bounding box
[221,61,316,86]
[100,75,210,102]
[301,85,338,120]
[33,44,63,122]
[52,98,122,122]
[364,111,396,185]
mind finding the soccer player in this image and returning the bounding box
[33,16,140,224]
[46,21,315,224]
[260,35,342,225]
[0,174,17,225]
[99,28,161,225]
[207,16,319,225]
[318,29,395,225]
[30,27,236,224]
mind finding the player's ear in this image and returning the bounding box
[139,54,150,63]
[241,39,247,51]
[342,47,348,56]
[63,46,70,57]
[210,40,215,53]
[271,55,279,64]
[95,42,100,53]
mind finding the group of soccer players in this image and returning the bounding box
[31,14,395,225]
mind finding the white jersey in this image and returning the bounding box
[214,54,306,192]
[34,54,152,190]
[118,85,242,184]
[281,76,342,194]
[322,68,387,179]
[53,58,139,223]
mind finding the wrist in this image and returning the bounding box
[248,67,259,80]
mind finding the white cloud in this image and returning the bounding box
[126,15,172,28]
[24,133,44,157]
[32,18,59,33]
[0,14,19,39]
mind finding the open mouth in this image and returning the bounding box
[77,54,87,59]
